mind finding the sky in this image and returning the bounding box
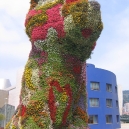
[0,0,129,90]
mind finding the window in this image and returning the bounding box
[116,100,118,108]
[106,84,112,92]
[115,86,117,93]
[116,115,119,122]
[90,82,100,90]
[106,115,112,124]
[88,115,98,124]
[106,99,112,107]
[90,98,99,107]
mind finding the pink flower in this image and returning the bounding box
[25,9,42,26]
[40,51,48,57]
[31,4,65,42]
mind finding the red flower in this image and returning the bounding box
[73,65,82,74]
[48,80,72,124]
[21,105,26,116]
[81,28,92,38]
[65,0,79,3]
[40,51,48,57]
[50,80,63,92]
[48,87,56,122]
[38,58,46,65]
[62,84,72,125]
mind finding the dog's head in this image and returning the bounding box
[61,0,103,60]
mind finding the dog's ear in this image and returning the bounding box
[29,0,39,10]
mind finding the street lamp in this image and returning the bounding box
[4,98,8,128]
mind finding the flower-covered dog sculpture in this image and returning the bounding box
[6,0,103,128]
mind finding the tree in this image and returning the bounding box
[120,115,129,123]
[0,114,5,121]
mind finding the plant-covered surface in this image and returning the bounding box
[6,0,103,128]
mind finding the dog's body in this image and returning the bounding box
[6,0,103,128]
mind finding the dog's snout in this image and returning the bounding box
[89,0,100,10]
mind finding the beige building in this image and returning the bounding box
[117,85,123,115]
[6,69,24,109]
[0,78,11,108]
[0,69,23,109]
[0,90,9,108]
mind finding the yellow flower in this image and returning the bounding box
[24,68,36,90]
[60,92,68,102]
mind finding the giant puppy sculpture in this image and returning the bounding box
[6,0,103,128]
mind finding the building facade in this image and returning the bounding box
[123,90,129,105]
[0,104,15,128]
[4,69,24,109]
[117,85,123,115]
[0,69,23,128]
[0,90,9,108]
[123,103,129,115]
[0,79,11,90]
[86,64,120,129]
[0,80,15,128]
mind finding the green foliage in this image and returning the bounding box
[24,117,41,129]
[0,114,5,121]
[120,115,129,123]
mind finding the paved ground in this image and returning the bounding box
[118,124,129,129]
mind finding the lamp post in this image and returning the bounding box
[4,98,8,128]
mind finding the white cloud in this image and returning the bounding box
[0,67,24,86]
[0,41,31,60]
[0,0,29,18]
[0,23,21,42]
[0,0,30,85]
[112,7,129,39]
[0,0,31,60]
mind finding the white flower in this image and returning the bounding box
[55,101,59,107]
[64,15,75,32]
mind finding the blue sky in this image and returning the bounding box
[0,0,129,90]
